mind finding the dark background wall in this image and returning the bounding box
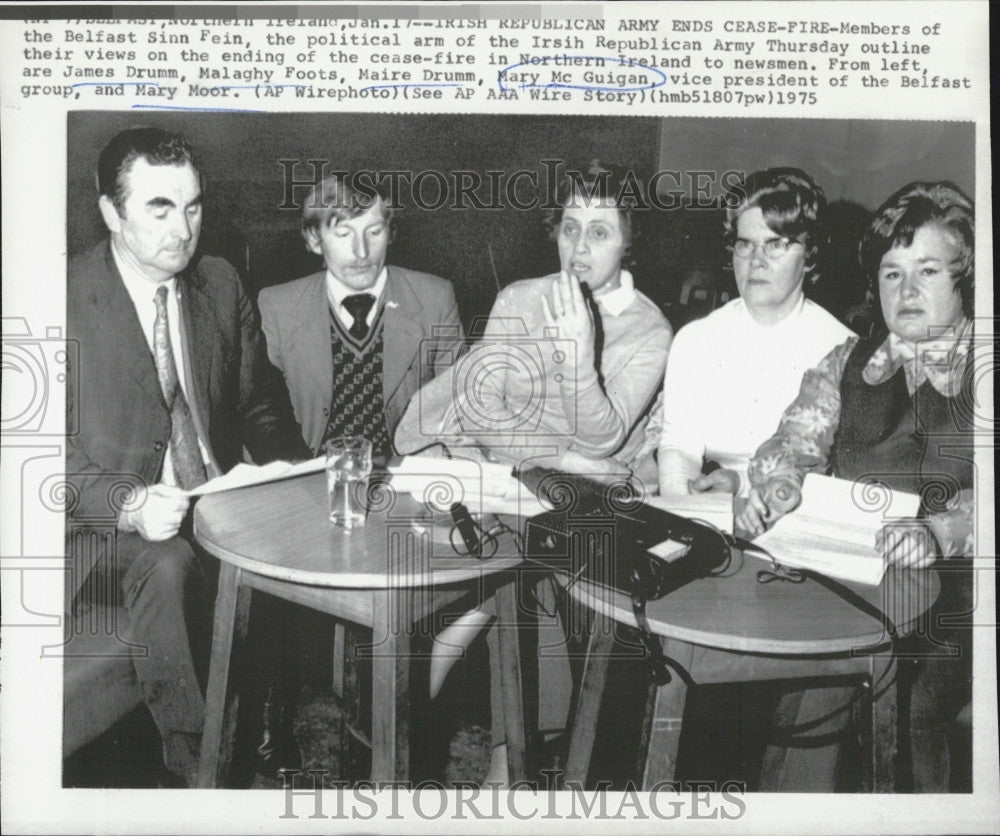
[658,118,974,210]
[67,113,973,330]
[655,118,974,325]
[67,112,663,328]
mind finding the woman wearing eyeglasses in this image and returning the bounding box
[656,167,854,497]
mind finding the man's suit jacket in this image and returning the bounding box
[258,266,465,455]
[66,240,308,588]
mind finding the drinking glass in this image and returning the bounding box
[324,436,373,529]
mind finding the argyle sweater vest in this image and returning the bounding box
[321,306,393,460]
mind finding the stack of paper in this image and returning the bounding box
[647,491,734,534]
[182,457,327,497]
[389,455,545,517]
[751,473,921,585]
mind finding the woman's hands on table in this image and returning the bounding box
[690,468,740,495]
[877,519,940,569]
[736,478,802,536]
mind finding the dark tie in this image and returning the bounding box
[342,293,376,340]
[153,285,207,490]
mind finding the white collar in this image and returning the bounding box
[111,239,176,305]
[595,269,636,317]
[325,266,388,311]
[887,317,971,357]
[738,292,807,329]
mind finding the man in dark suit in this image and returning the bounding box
[67,127,308,785]
[258,172,464,460]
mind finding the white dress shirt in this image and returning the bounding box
[113,243,211,486]
[325,267,388,329]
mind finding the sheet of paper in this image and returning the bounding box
[752,474,920,585]
[389,455,548,517]
[389,454,514,492]
[646,492,734,534]
[751,530,888,586]
[182,456,327,497]
[795,472,922,540]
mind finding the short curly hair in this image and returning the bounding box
[861,180,974,319]
[541,160,642,267]
[723,167,827,283]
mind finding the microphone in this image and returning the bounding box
[449,502,483,558]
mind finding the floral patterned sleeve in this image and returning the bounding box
[747,336,860,491]
[927,488,975,558]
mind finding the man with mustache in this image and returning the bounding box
[256,172,464,777]
[67,126,309,786]
[258,172,464,461]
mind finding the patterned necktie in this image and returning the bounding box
[153,285,207,490]
[342,293,376,340]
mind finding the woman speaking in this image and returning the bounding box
[395,160,672,784]
[398,159,671,478]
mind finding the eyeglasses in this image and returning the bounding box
[733,236,803,259]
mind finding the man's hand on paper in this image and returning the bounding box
[690,468,740,495]
[876,519,940,569]
[736,478,802,536]
[119,483,191,541]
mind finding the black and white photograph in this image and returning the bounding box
[60,109,979,787]
[0,3,995,834]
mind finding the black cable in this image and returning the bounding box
[749,552,903,736]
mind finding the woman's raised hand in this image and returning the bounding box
[541,270,596,355]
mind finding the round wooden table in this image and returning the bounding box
[560,546,940,791]
[192,471,527,787]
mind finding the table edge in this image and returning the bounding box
[193,517,523,589]
[564,578,899,657]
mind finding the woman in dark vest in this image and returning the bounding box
[738,181,975,791]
